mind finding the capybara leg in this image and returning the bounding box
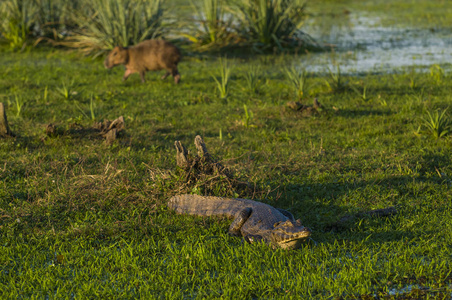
[161,71,171,80]
[123,69,133,81]
[174,74,181,84]
[172,69,181,84]
[140,72,146,83]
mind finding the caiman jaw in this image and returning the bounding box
[276,231,311,250]
[271,221,312,250]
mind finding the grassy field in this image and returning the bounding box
[1,1,452,299]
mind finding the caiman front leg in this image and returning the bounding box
[228,207,252,237]
[243,234,265,244]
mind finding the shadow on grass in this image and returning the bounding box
[334,108,393,118]
[277,170,448,243]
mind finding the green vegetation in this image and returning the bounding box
[325,64,348,93]
[1,46,452,299]
[0,0,312,53]
[1,0,452,299]
[0,0,76,50]
[307,0,452,29]
[230,0,308,50]
[0,0,39,50]
[241,64,263,95]
[65,0,165,55]
[211,57,231,99]
[284,66,309,100]
[183,0,236,50]
[423,108,451,139]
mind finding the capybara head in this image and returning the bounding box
[104,46,128,69]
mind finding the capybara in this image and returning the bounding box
[104,39,181,84]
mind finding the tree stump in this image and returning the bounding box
[194,135,209,157]
[175,140,189,168]
[0,103,13,137]
[105,128,117,145]
[93,116,125,144]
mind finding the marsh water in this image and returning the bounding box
[302,12,452,74]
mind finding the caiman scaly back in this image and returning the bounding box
[168,194,311,250]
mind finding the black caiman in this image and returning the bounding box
[168,194,312,250]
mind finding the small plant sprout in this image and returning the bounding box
[284,66,308,100]
[429,64,444,85]
[211,57,231,99]
[378,95,387,107]
[325,64,348,92]
[56,79,77,100]
[352,85,371,102]
[243,65,262,94]
[72,95,97,121]
[409,78,417,90]
[423,108,451,139]
[13,93,24,117]
[242,104,254,128]
[43,86,48,102]
[89,95,96,121]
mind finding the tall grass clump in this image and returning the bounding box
[242,65,263,94]
[0,0,38,50]
[325,64,348,93]
[284,66,308,100]
[34,0,78,41]
[0,0,76,50]
[229,0,310,51]
[429,64,444,86]
[65,0,165,56]
[183,0,237,50]
[211,57,231,99]
[11,93,25,117]
[423,108,451,139]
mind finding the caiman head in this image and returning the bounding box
[269,219,311,250]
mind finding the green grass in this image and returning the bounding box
[211,57,231,99]
[1,46,451,299]
[306,0,452,29]
[1,1,452,298]
[423,108,451,139]
[284,66,309,100]
[0,0,38,50]
[182,0,237,50]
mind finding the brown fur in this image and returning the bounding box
[104,39,181,84]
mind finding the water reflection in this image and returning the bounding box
[303,14,452,74]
